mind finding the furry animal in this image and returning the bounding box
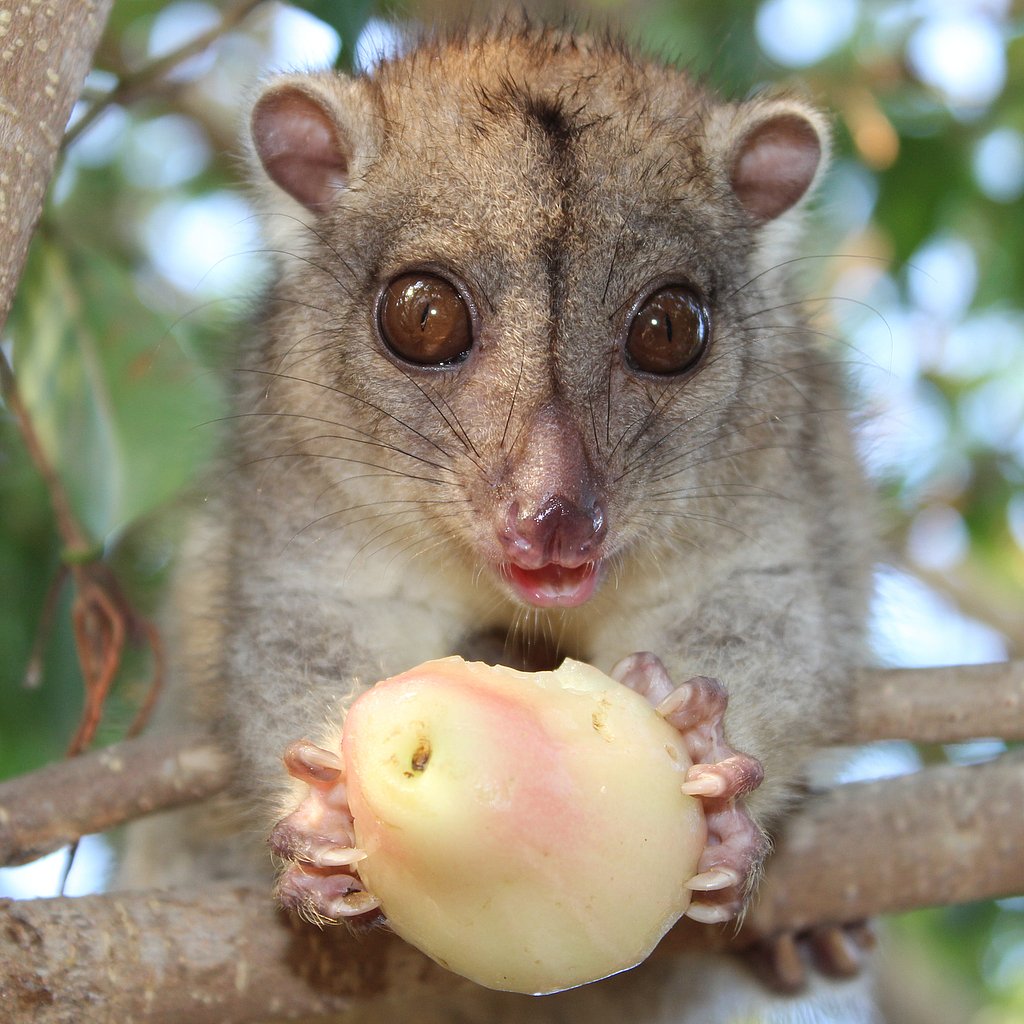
[121,22,877,1024]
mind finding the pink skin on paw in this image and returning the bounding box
[610,652,766,923]
[270,740,378,920]
[747,921,876,993]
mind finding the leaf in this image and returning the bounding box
[9,236,222,543]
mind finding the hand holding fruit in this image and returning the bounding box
[271,655,764,994]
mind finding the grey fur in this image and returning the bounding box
[120,23,877,1024]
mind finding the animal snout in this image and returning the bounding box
[500,495,607,569]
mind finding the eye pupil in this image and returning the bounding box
[625,285,709,375]
[379,272,473,366]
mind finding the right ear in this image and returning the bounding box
[708,95,830,226]
[249,76,378,212]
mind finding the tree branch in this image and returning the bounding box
[2,753,1021,1023]
[747,752,1024,931]
[1,661,1020,1018]
[0,663,1021,1019]
[3,660,1020,868]
[0,0,113,332]
[848,660,1024,744]
[0,735,228,867]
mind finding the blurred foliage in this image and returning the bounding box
[11,238,220,541]
[0,0,1022,1019]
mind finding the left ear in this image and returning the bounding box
[721,98,830,223]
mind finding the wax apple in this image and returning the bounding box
[340,657,705,994]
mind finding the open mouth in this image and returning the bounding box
[503,561,600,608]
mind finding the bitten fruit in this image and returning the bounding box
[348,657,704,993]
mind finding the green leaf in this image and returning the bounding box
[9,236,222,543]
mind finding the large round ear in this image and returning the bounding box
[724,99,829,223]
[250,77,374,212]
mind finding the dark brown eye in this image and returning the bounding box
[378,272,472,366]
[625,285,710,375]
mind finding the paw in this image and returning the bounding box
[611,652,766,924]
[746,921,876,993]
[269,739,381,923]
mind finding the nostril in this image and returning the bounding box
[500,495,607,568]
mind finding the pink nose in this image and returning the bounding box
[500,495,607,569]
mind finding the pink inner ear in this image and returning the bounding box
[729,114,822,223]
[251,88,350,211]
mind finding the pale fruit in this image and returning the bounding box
[342,656,705,994]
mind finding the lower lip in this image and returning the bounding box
[503,562,600,608]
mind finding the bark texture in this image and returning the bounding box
[748,752,1024,931]
[852,660,1024,743]
[2,755,1022,1023]
[0,0,113,331]
[0,735,228,866]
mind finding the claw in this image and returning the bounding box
[745,922,876,992]
[277,863,381,921]
[610,651,675,704]
[681,769,727,798]
[283,739,344,785]
[317,846,368,868]
[810,922,875,979]
[686,867,742,891]
[269,808,358,862]
[682,756,763,799]
[324,888,382,918]
[655,676,726,727]
[611,652,766,926]
[760,931,806,993]
[272,739,384,924]
[685,902,735,924]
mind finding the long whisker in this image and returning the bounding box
[646,484,791,503]
[236,367,456,459]
[727,252,896,302]
[355,509,469,569]
[262,212,361,281]
[245,247,357,300]
[647,398,848,481]
[241,451,452,488]
[501,333,528,452]
[393,362,482,464]
[290,497,471,548]
[275,431,455,475]
[214,412,457,473]
[633,507,753,542]
[650,435,837,488]
[614,347,852,481]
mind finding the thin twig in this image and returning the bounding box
[2,317,165,759]
[21,563,70,690]
[0,348,92,557]
[62,0,266,151]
